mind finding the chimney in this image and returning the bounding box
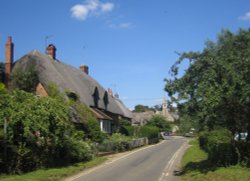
[79,64,89,75]
[5,36,14,87]
[46,44,56,60]
[107,88,113,97]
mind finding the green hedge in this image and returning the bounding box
[97,133,131,152]
[137,125,159,139]
[198,129,236,166]
[120,125,159,140]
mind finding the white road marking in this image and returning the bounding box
[158,141,187,181]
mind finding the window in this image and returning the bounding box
[100,120,111,133]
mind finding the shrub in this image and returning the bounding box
[120,125,138,137]
[199,128,236,166]
[0,90,94,173]
[138,125,159,140]
[147,115,171,132]
[11,66,39,92]
[198,131,209,150]
[85,117,107,143]
[97,133,131,152]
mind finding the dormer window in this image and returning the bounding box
[92,87,99,108]
[103,91,109,110]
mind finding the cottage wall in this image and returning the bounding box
[36,83,48,96]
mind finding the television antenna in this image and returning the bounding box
[44,35,53,53]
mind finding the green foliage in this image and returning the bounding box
[85,117,107,143]
[0,90,93,173]
[11,66,39,92]
[165,29,250,165]
[137,125,159,139]
[198,131,209,150]
[97,133,131,152]
[178,115,198,134]
[71,102,106,143]
[119,119,135,136]
[199,129,236,166]
[133,104,154,112]
[0,83,6,94]
[120,125,137,137]
[120,123,159,140]
[181,139,250,181]
[165,29,250,133]
[47,82,65,101]
[147,115,171,132]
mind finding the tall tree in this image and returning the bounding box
[165,29,250,134]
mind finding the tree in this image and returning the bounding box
[0,90,93,173]
[133,104,154,112]
[147,115,171,132]
[165,29,250,134]
[11,66,39,92]
[165,29,250,165]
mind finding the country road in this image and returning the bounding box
[66,137,189,181]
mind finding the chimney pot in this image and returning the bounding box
[46,44,56,60]
[79,64,89,75]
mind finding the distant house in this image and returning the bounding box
[3,37,132,133]
[132,97,178,125]
[132,111,155,126]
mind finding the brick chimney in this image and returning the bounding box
[46,44,56,60]
[79,64,89,75]
[5,36,14,87]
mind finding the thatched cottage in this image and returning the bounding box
[3,36,132,133]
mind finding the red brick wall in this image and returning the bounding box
[36,83,48,97]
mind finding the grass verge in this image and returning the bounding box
[0,156,107,181]
[181,139,250,181]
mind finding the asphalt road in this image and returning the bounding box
[69,137,189,181]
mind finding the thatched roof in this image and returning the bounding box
[12,50,132,119]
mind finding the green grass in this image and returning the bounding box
[0,157,107,181]
[181,139,250,181]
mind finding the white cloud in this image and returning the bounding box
[109,22,132,29]
[239,11,250,21]
[71,0,114,21]
[71,4,89,20]
[119,22,131,28]
[101,2,114,12]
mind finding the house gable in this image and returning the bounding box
[36,82,48,96]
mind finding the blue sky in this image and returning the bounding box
[0,0,250,109]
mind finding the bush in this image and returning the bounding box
[198,131,209,150]
[138,125,160,140]
[61,139,93,163]
[0,90,94,173]
[147,115,171,132]
[11,66,39,92]
[120,124,160,142]
[120,125,137,137]
[97,133,131,152]
[198,128,236,166]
